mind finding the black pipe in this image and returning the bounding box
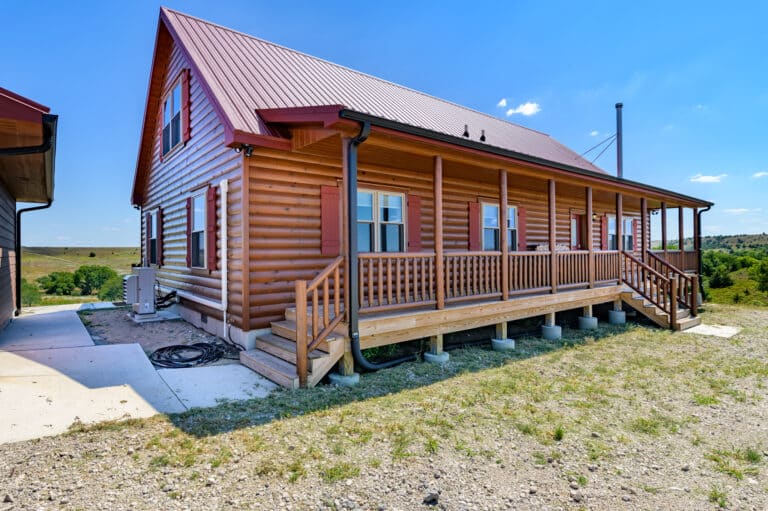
[347,121,417,371]
[696,205,712,298]
[15,201,52,314]
[615,103,623,179]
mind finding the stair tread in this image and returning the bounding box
[271,319,341,341]
[240,349,299,388]
[257,333,327,359]
[241,349,297,372]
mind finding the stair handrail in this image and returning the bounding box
[620,251,677,324]
[646,251,698,316]
[294,256,345,387]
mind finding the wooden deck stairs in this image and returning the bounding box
[240,306,346,388]
[620,289,701,331]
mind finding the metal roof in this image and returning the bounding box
[161,8,607,175]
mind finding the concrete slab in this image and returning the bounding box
[0,310,94,352]
[682,324,741,338]
[157,365,277,409]
[0,343,185,444]
[78,302,120,311]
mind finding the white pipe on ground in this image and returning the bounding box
[219,179,229,337]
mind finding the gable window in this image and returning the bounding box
[190,194,206,267]
[148,212,158,265]
[482,204,517,251]
[162,81,182,156]
[358,190,404,252]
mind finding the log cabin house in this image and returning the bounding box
[132,8,713,387]
[0,87,58,329]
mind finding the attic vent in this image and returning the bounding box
[462,124,469,138]
[480,130,486,142]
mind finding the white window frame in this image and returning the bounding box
[482,203,517,251]
[357,189,406,253]
[148,211,158,265]
[607,215,635,251]
[190,193,206,268]
[162,79,183,156]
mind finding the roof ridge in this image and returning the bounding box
[161,7,553,139]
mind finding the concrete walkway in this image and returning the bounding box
[0,306,276,444]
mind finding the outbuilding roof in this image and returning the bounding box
[160,7,605,174]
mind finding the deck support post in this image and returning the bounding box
[424,334,449,363]
[329,350,360,386]
[641,198,648,263]
[548,180,557,294]
[578,304,598,330]
[586,186,594,288]
[500,169,509,300]
[434,156,445,310]
[609,298,626,324]
[542,311,561,340]
[661,202,667,257]
[492,319,515,351]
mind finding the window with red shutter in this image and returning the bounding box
[157,208,164,266]
[145,212,153,265]
[320,185,341,256]
[206,187,217,270]
[407,194,422,252]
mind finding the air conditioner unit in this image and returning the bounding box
[125,267,156,315]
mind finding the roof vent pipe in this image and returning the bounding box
[616,102,623,179]
[480,129,486,142]
[462,124,469,138]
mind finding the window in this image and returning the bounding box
[608,216,618,250]
[570,214,587,250]
[190,194,205,267]
[162,81,182,156]
[482,204,517,251]
[357,190,404,252]
[607,216,635,250]
[148,212,158,265]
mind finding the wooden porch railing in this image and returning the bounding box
[444,251,502,303]
[620,251,676,324]
[508,252,550,294]
[558,250,590,288]
[294,256,344,388]
[595,250,621,283]
[651,250,699,272]
[358,253,436,312]
[646,251,698,317]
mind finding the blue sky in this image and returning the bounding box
[3,0,766,246]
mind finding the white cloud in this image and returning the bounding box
[752,171,768,179]
[690,173,727,183]
[724,208,761,215]
[589,130,599,137]
[506,102,541,116]
[496,98,507,108]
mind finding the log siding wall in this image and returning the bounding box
[0,182,15,329]
[139,40,245,327]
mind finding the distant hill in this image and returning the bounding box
[21,247,140,283]
[701,234,768,252]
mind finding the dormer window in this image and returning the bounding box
[162,81,182,155]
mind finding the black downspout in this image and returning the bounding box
[347,122,418,371]
[696,205,712,299]
[15,201,53,314]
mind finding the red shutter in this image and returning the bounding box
[468,202,481,251]
[157,207,164,266]
[407,194,422,252]
[601,215,609,250]
[145,212,152,265]
[517,207,527,251]
[320,185,341,256]
[182,69,191,144]
[158,101,164,163]
[632,218,639,252]
[206,186,217,270]
[185,197,192,267]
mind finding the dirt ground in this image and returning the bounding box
[79,308,237,365]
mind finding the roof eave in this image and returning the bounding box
[339,109,713,208]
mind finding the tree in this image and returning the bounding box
[20,279,41,306]
[73,265,118,295]
[98,276,124,302]
[751,259,768,293]
[36,271,76,295]
[708,265,734,289]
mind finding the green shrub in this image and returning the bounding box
[98,276,124,301]
[37,271,76,295]
[20,278,41,306]
[709,265,734,288]
[751,259,768,292]
[74,265,118,295]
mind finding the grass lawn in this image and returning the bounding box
[706,268,768,307]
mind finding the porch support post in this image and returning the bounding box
[586,186,594,288]
[678,206,685,253]
[500,169,509,300]
[661,202,667,256]
[692,207,699,273]
[616,193,623,252]
[425,333,449,363]
[548,179,557,293]
[542,311,561,340]
[434,156,445,310]
[641,198,648,262]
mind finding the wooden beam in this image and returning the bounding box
[338,350,354,376]
[582,305,593,318]
[500,169,509,300]
[641,197,648,262]
[548,179,557,293]
[429,334,444,354]
[586,186,594,288]
[616,193,623,252]
[661,202,667,255]
[678,206,685,252]
[495,321,508,340]
[434,156,445,309]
